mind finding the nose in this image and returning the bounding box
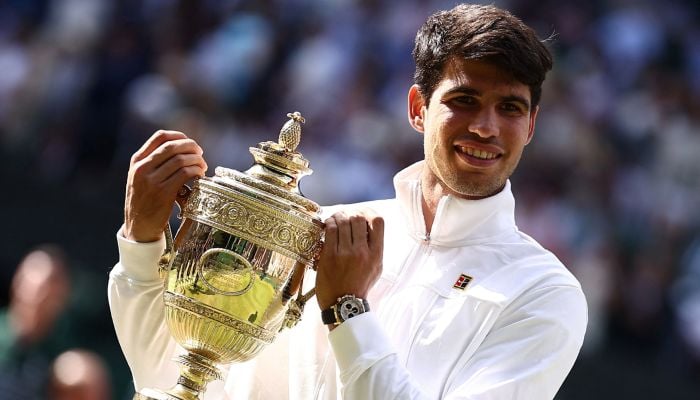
[468,109,499,138]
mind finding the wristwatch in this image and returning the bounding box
[321,294,370,325]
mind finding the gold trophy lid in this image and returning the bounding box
[212,112,320,214]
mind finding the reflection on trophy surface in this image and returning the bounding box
[135,112,323,400]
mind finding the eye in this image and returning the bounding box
[450,95,477,106]
[500,102,525,114]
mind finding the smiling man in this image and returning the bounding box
[109,4,587,400]
[410,57,540,231]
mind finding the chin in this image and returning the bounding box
[449,178,505,199]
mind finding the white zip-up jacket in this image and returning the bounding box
[108,161,587,400]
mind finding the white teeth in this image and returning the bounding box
[458,146,496,160]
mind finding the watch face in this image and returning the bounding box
[338,298,365,321]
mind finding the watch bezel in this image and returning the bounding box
[321,294,370,325]
[336,295,367,322]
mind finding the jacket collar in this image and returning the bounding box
[394,161,518,247]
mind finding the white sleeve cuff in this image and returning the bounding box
[328,312,395,384]
[114,225,166,283]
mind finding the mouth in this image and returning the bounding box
[454,145,502,166]
[456,146,499,160]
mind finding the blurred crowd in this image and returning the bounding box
[1,0,699,399]
[0,246,112,399]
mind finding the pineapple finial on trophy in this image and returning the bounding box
[278,111,305,152]
[233,111,314,194]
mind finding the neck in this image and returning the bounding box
[419,169,446,234]
[418,165,504,234]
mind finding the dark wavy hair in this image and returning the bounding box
[413,4,553,107]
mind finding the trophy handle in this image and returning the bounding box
[174,184,191,210]
[281,274,317,330]
[280,230,323,329]
[158,184,193,278]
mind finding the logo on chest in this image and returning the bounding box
[453,273,473,290]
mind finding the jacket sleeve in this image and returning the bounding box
[328,313,431,399]
[328,284,587,400]
[107,229,180,392]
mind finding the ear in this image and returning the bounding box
[408,84,426,133]
[525,105,539,145]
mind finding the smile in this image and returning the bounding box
[456,146,499,160]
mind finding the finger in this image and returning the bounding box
[145,138,204,170]
[150,154,208,184]
[368,215,385,254]
[350,215,368,247]
[162,165,208,193]
[132,130,188,162]
[334,212,353,249]
[320,217,339,263]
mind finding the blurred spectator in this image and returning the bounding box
[672,237,700,371]
[49,349,112,400]
[0,245,71,399]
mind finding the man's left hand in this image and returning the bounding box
[315,210,384,312]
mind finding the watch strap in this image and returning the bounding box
[321,307,337,325]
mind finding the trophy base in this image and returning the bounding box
[134,387,194,400]
[134,353,223,400]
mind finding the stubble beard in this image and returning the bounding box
[436,153,521,199]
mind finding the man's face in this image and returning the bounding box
[408,57,538,199]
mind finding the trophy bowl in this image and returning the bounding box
[134,112,323,400]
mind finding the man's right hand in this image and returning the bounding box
[123,130,208,243]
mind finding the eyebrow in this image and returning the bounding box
[443,86,531,111]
